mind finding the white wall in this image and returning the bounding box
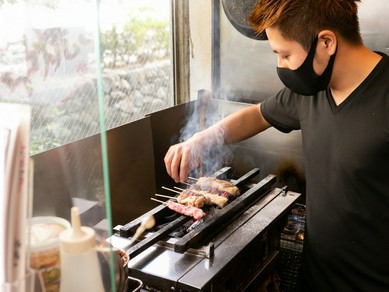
[188,0,213,100]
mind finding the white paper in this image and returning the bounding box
[0,129,9,285]
[0,103,31,289]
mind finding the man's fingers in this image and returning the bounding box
[164,141,200,183]
[164,147,174,177]
[179,149,191,183]
[164,144,189,182]
[170,150,182,182]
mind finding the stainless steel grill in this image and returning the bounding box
[108,167,302,292]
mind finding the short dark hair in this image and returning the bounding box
[248,0,363,50]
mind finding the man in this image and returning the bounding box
[164,0,389,291]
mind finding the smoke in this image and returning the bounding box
[178,91,234,178]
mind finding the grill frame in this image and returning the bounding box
[108,174,302,291]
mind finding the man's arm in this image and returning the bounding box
[164,103,271,182]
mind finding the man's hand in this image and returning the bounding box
[164,134,203,183]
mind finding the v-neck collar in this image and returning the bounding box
[326,52,388,114]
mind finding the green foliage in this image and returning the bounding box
[100,13,170,68]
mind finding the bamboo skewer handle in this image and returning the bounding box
[151,197,167,204]
[155,193,177,200]
[162,186,181,194]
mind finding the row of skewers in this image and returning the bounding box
[130,177,241,245]
[131,177,240,243]
[151,176,241,221]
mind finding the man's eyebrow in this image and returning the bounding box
[272,48,289,54]
[272,49,284,54]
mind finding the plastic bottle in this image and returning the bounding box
[59,207,105,292]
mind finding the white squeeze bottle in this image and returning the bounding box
[59,207,105,292]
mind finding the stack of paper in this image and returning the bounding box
[0,103,31,290]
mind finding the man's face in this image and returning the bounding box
[266,27,310,70]
[266,27,327,76]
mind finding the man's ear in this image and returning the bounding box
[318,30,337,55]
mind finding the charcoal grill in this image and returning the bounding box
[108,167,301,291]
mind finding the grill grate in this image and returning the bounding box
[119,167,276,256]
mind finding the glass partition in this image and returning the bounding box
[0,0,173,291]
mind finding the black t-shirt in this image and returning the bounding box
[262,53,389,291]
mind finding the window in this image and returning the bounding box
[0,0,173,155]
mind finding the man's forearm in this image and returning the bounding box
[210,103,271,144]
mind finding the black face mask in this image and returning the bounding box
[277,36,336,96]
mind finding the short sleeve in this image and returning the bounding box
[261,87,302,133]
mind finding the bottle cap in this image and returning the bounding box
[59,207,96,254]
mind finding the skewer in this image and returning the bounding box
[188,176,198,181]
[174,186,184,191]
[162,186,181,194]
[179,181,191,186]
[155,193,177,200]
[129,215,156,245]
[150,197,167,204]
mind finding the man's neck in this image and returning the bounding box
[329,44,382,106]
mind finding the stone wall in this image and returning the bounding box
[30,60,172,154]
